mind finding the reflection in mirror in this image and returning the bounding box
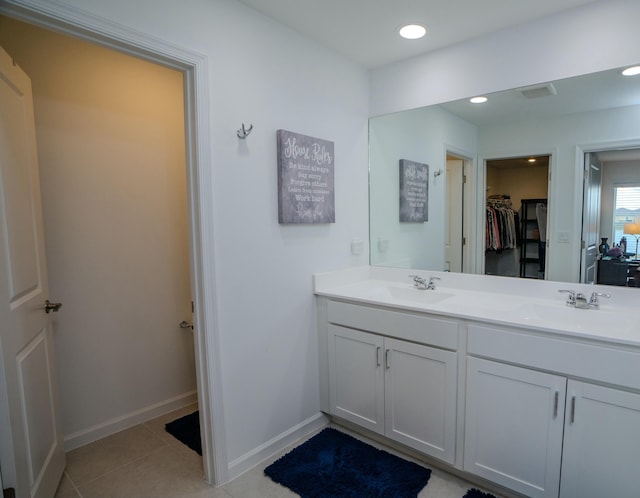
[485,156,549,280]
[369,65,640,286]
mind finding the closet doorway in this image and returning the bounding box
[484,155,550,279]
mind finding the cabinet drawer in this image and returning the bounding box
[328,300,458,350]
[468,323,640,391]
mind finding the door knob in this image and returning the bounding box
[44,300,62,314]
[179,320,193,330]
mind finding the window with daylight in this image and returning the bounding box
[613,185,640,248]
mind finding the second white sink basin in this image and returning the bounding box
[516,302,635,333]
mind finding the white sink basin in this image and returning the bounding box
[516,302,635,333]
[359,285,452,305]
[384,286,454,305]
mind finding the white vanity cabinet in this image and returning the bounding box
[464,357,565,498]
[466,323,640,498]
[316,270,640,498]
[326,301,458,464]
[328,325,384,432]
[559,381,640,498]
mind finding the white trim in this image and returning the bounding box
[227,412,329,481]
[63,392,198,451]
[443,144,476,275]
[0,0,228,485]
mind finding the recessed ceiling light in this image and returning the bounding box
[528,158,537,163]
[399,24,426,40]
[622,66,640,76]
[470,96,488,104]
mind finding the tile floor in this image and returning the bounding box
[55,404,503,498]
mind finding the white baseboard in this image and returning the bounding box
[63,391,198,451]
[226,412,329,482]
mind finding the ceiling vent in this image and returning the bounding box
[520,82,557,99]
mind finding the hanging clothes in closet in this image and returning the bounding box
[486,195,520,252]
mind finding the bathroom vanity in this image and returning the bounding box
[314,267,640,498]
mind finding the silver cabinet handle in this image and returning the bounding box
[553,391,559,418]
[385,349,390,369]
[570,396,576,424]
[376,346,381,367]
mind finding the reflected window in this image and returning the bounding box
[613,185,640,247]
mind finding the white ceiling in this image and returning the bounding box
[438,67,640,161]
[439,68,640,127]
[236,0,599,68]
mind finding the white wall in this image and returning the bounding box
[369,106,477,269]
[370,0,640,116]
[4,0,370,473]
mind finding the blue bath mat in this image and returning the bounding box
[463,488,497,498]
[165,411,201,455]
[264,428,431,497]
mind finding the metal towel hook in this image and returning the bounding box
[236,123,253,139]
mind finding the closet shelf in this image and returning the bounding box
[519,199,547,279]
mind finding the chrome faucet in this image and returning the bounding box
[574,293,589,309]
[427,276,440,290]
[409,275,427,289]
[588,291,611,309]
[558,289,610,309]
[409,275,441,290]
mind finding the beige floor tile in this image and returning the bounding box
[54,471,81,498]
[77,445,225,498]
[224,466,299,498]
[59,407,501,498]
[65,424,167,485]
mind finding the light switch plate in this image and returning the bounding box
[351,239,364,255]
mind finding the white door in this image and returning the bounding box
[446,158,464,272]
[384,338,457,463]
[328,325,384,434]
[0,46,65,497]
[560,380,640,498]
[580,153,602,283]
[464,357,565,498]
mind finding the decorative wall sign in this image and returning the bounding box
[399,159,429,222]
[277,129,335,224]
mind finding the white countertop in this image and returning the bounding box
[314,266,640,348]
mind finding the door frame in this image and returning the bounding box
[0,0,228,485]
[444,145,474,274]
[476,149,556,277]
[576,138,640,283]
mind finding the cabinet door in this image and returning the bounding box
[384,338,457,463]
[328,325,384,433]
[560,381,640,498]
[464,357,566,498]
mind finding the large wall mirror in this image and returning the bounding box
[369,65,640,286]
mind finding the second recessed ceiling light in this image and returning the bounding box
[399,24,427,40]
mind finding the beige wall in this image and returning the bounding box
[0,17,196,444]
[487,164,549,213]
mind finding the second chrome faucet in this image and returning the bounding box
[558,289,610,309]
[410,275,440,290]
